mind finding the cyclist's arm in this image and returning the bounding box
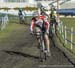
[46,21,50,29]
[45,21,50,33]
[30,20,35,32]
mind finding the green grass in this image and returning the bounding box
[60,18,75,29]
[0,13,28,42]
[0,23,23,42]
[59,17,75,54]
[0,14,31,42]
[0,14,19,34]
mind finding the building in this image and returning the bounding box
[1,0,27,2]
[0,0,36,8]
[60,1,75,9]
[0,0,54,8]
[0,0,75,9]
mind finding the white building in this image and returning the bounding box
[0,0,75,9]
[0,0,54,8]
[0,0,36,8]
[60,1,75,9]
[1,0,27,2]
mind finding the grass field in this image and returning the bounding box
[60,18,75,29]
[0,23,23,42]
[0,14,32,42]
[0,14,24,42]
[59,17,75,54]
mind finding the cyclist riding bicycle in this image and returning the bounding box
[49,10,58,35]
[18,9,25,24]
[30,11,51,57]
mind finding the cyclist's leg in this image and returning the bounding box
[34,27,42,48]
[55,22,58,34]
[44,34,50,51]
[50,22,53,34]
[44,34,51,56]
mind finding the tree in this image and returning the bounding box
[0,7,10,12]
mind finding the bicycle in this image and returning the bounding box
[32,31,48,62]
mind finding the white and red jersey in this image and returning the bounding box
[30,15,50,32]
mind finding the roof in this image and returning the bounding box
[60,1,75,9]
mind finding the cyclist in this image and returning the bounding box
[49,10,58,34]
[18,9,25,24]
[30,11,51,57]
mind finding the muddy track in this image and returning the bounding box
[0,25,74,68]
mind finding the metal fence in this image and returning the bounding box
[0,15,9,30]
[58,21,75,50]
[8,14,32,25]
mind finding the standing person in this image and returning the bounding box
[30,12,51,56]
